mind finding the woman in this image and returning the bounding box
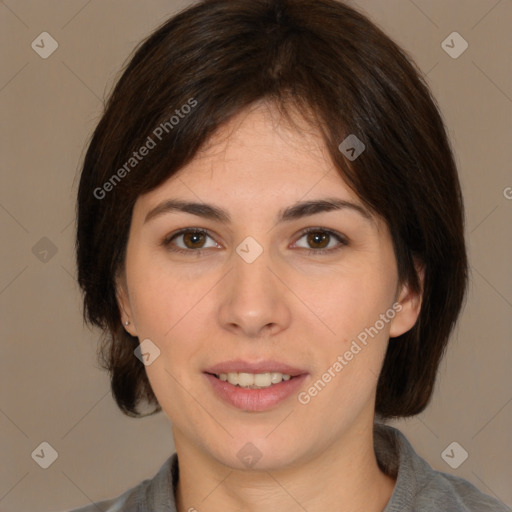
[71,0,508,510]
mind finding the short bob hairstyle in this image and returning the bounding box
[76,0,468,419]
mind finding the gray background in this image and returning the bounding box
[1,1,511,510]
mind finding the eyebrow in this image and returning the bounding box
[144,197,373,225]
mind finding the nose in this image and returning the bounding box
[217,244,292,339]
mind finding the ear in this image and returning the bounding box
[389,259,424,338]
[115,270,138,337]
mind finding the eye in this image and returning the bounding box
[293,227,348,256]
[161,228,219,256]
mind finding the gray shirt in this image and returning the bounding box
[67,423,509,511]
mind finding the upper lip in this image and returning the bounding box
[204,359,307,377]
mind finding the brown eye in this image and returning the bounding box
[162,229,218,255]
[294,227,348,255]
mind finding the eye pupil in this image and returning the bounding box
[308,232,329,249]
[184,232,205,248]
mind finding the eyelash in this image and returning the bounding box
[161,227,348,257]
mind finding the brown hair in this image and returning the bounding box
[76,0,468,419]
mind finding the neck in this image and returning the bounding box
[173,420,395,512]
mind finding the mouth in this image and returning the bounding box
[203,360,308,411]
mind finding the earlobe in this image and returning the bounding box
[115,273,137,337]
[389,261,424,338]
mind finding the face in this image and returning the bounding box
[117,102,422,471]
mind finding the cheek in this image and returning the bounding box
[302,263,396,400]
[131,274,205,412]
[308,267,395,344]
[127,250,204,339]
[128,264,215,393]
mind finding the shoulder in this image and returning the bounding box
[66,485,140,512]
[413,469,510,511]
[375,423,509,512]
[65,453,179,512]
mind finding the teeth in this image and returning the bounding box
[217,372,292,388]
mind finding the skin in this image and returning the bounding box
[116,101,423,512]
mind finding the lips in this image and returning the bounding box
[203,359,307,377]
[203,359,309,412]
[205,372,308,411]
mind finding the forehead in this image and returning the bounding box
[145,103,352,200]
[196,101,327,161]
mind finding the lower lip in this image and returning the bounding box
[204,373,308,412]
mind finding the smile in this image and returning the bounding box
[204,371,308,412]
